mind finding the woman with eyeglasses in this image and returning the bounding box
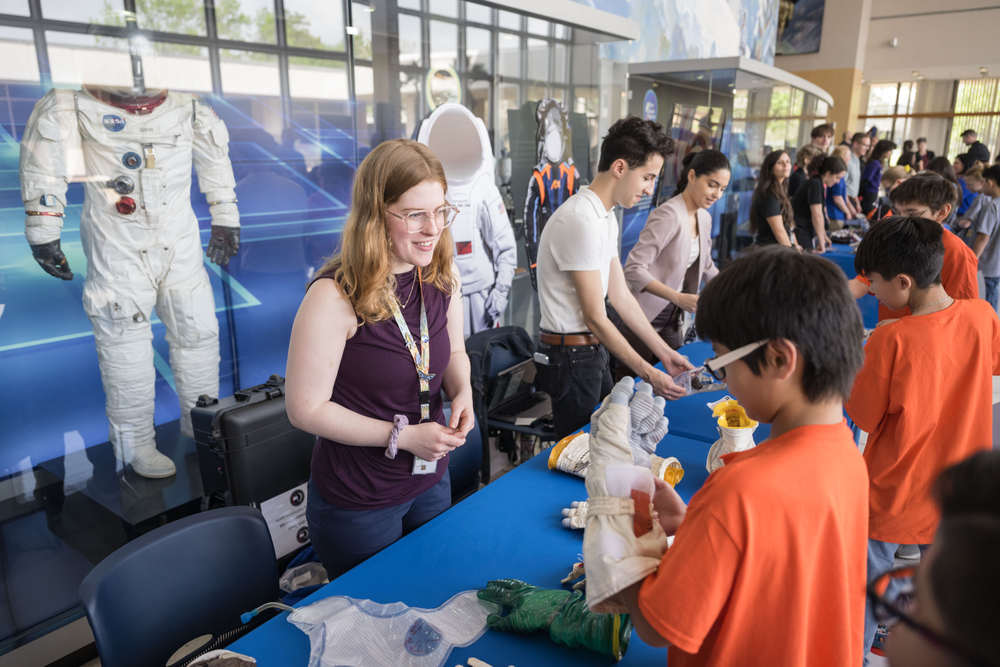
[285,139,474,579]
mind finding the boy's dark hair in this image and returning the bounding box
[929,515,1000,667]
[695,246,865,402]
[851,132,868,145]
[854,215,944,288]
[917,137,927,144]
[806,155,846,177]
[811,123,834,139]
[889,173,957,212]
[983,164,1000,185]
[934,450,1000,519]
[597,117,675,173]
[961,128,978,138]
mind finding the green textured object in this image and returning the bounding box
[477,579,632,661]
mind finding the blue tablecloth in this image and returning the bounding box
[821,244,879,328]
[229,430,714,666]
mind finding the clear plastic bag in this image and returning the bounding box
[279,562,329,595]
[672,367,726,396]
[288,590,499,667]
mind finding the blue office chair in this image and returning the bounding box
[444,402,483,504]
[79,506,281,667]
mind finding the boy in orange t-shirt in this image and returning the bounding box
[618,247,870,666]
[846,216,1000,659]
[849,174,979,322]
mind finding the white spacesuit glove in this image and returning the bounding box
[705,396,758,474]
[582,378,670,613]
[482,284,509,327]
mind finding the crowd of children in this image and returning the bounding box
[597,123,1000,666]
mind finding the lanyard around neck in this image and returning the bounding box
[389,267,434,422]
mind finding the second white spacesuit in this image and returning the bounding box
[417,104,516,337]
[20,86,239,478]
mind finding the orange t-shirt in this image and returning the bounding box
[854,228,980,321]
[846,298,1000,544]
[637,422,868,667]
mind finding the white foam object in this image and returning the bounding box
[289,591,499,667]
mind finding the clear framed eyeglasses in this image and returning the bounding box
[387,204,460,233]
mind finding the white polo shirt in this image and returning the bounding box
[537,186,619,333]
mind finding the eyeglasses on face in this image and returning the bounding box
[703,339,769,382]
[387,204,459,233]
[867,566,991,667]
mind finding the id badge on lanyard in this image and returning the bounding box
[389,268,438,475]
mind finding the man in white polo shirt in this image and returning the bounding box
[535,117,694,438]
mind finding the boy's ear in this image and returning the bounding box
[611,158,628,178]
[932,204,952,223]
[896,273,915,291]
[763,339,798,382]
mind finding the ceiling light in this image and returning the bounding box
[911,70,919,76]
[917,75,925,80]
[980,67,989,72]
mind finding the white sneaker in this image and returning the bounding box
[896,544,921,560]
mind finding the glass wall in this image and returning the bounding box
[0,0,619,654]
[625,68,829,263]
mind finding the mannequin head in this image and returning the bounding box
[423,104,490,184]
[535,99,571,165]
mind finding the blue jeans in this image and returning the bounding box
[306,470,451,581]
[984,276,999,313]
[863,538,930,665]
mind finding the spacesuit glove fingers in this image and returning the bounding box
[487,611,536,634]
[647,416,670,446]
[609,377,635,408]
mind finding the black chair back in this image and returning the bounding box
[79,506,280,667]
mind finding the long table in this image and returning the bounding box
[229,368,733,666]
[822,243,880,328]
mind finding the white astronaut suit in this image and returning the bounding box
[20,86,240,478]
[417,104,516,338]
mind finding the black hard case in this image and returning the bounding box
[192,375,315,509]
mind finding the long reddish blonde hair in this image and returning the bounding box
[317,139,456,324]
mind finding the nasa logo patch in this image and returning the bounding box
[102,115,126,132]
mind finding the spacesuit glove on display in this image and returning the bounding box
[482,283,509,329]
[705,396,758,474]
[29,240,73,280]
[582,378,670,614]
[477,579,631,661]
[207,225,240,266]
[286,591,498,667]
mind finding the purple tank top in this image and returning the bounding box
[311,269,452,510]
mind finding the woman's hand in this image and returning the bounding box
[448,390,476,437]
[398,422,465,461]
[673,293,699,313]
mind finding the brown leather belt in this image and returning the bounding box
[539,332,600,347]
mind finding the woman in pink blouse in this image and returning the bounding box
[620,150,729,360]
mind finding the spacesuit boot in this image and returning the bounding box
[705,396,758,474]
[20,85,239,479]
[417,104,516,337]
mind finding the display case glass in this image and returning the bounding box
[624,62,831,263]
[0,0,625,654]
